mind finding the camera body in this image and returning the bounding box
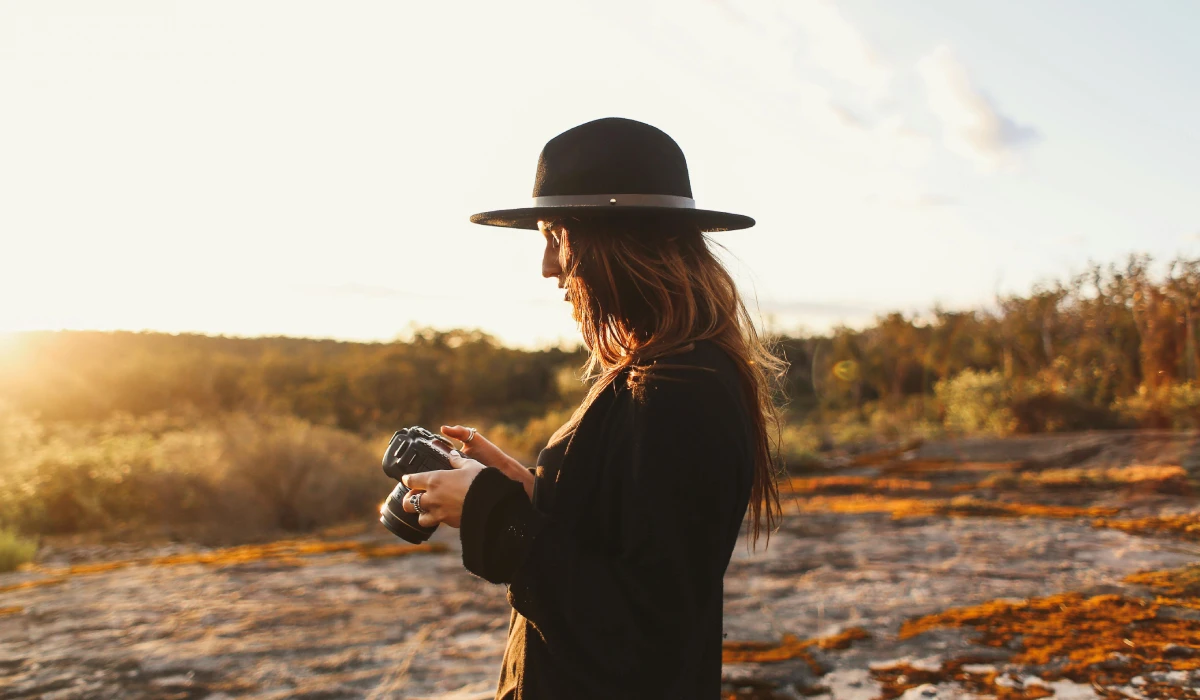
[379,426,455,544]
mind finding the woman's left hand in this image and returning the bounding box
[399,451,485,528]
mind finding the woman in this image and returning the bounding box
[398,117,785,699]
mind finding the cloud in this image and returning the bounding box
[917,45,1039,171]
[782,0,891,96]
[796,83,931,169]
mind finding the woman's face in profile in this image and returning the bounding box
[539,220,566,300]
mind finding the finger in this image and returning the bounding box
[440,425,469,440]
[446,451,470,470]
[442,425,490,452]
[401,471,433,490]
[417,511,440,528]
[441,425,479,448]
[400,488,422,514]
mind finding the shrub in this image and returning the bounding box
[0,411,389,541]
[934,370,1016,436]
[1008,390,1119,433]
[1114,382,1200,430]
[0,528,37,572]
[780,423,824,472]
[217,413,386,533]
[485,408,574,465]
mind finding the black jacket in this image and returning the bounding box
[458,340,756,699]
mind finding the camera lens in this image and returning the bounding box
[379,482,435,544]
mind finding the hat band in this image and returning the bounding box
[531,194,696,209]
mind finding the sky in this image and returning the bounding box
[2,0,1198,348]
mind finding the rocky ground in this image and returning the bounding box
[2,431,1199,699]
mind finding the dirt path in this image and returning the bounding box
[2,432,1199,699]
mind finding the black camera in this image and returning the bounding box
[379,426,456,544]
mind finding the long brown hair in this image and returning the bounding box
[546,215,788,548]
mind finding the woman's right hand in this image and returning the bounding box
[440,425,535,499]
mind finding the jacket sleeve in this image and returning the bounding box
[459,465,541,584]
[468,370,752,694]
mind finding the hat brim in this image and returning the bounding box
[469,206,755,232]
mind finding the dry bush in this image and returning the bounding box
[484,408,575,465]
[215,413,386,533]
[0,407,390,542]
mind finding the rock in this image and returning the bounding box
[1099,652,1131,670]
[1147,670,1190,685]
[5,445,1200,700]
[1155,606,1200,621]
[1162,643,1199,658]
[1045,679,1101,699]
[150,673,195,688]
[993,674,1019,688]
[817,669,881,700]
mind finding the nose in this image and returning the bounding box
[542,237,563,283]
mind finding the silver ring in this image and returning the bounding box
[409,491,427,515]
[464,427,477,444]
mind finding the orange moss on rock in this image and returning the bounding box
[983,464,1189,492]
[815,626,870,650]
[0,605,23,616]
[1126,564,1200,598]
[783,476,933,495]
[900,592,1200,697]
[722,634,822,673]
[8,540,447,589]
[880,460,1022,476]
[1126,564,1200,612]
[1094,513,1200,542]
[793,495,1119,520]
[722,627,870,670]
[871,658,1055,700]
[0,577,67,594]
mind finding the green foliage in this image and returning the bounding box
[936,370,1016,436]
[779,423,824,471]
[1114,382,1200,430]
[778,254,1200,437]
[0,328,582,433]
[0,528,37,572]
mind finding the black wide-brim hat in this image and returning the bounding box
[470,117,754,232]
